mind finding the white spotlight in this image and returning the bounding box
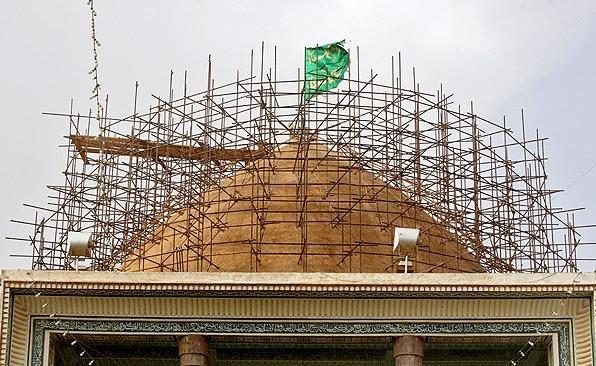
[66,232,93,258]
[393,227,420,253]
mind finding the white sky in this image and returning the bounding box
[1,0,595,271]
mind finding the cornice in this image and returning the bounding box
[2,270,596,298]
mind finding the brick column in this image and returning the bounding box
[393,336,424,366]
[179,335,209,366]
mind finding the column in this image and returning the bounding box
[179,335,209,366]
[393,336,424,366]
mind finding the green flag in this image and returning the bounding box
[304,41,350,101]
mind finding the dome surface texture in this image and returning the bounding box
[123,139,483,273]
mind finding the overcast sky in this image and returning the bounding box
[1,1,595,271]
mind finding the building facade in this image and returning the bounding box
[2,270,595,365]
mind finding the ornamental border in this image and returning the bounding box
[9,287,594,298]
[30,318,571,366]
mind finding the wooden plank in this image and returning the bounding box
[69,135,266,162]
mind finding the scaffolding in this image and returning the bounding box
[9,46,589,273]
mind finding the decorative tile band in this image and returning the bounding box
[31,318,571,366]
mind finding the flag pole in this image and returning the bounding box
[303,45,306,106]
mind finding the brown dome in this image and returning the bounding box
[123,139,483,273]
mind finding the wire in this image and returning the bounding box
[564,160,596,191]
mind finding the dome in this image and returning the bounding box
[123,138,483,273]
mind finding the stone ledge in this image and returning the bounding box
[2,270,595,296]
